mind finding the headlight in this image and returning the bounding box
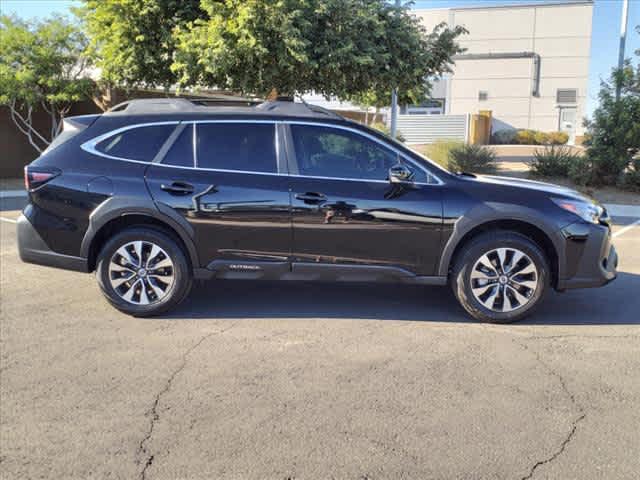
[551,198,603,224]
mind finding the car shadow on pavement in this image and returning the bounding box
[163,272,640,325]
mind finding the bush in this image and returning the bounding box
[567,156,595,186]
[448,144,497,173]
[533,131,550,145]
[618,155,640,192]
[547,131,569,145]
[420,140,464,168]
[371,122,406,143]
[491,128,569,145]
[491,129,516,144]
[530,145,579,178]
[514,129,537,145]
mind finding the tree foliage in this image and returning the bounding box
[584,26,640,189]
[0,15,93,152]
[173,0,465,99]
[80,0,465,101]
[77,0,202,88]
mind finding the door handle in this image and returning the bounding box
[160,182,194,195]
[295,192,327,204]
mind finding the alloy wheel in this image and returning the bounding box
[470,247,538,313]
[108,240,175,305]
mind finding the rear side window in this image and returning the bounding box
[196,123,276,173]
[162,125,194,167]
[95,124,175,161]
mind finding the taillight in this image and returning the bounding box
[24,166,61,191]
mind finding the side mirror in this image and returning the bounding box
[388,164,414,184]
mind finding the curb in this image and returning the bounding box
[0,190,27,199]
[604,204,640,218]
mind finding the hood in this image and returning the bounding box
[464,174,595,203]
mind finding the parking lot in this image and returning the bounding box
[1,203,639,480]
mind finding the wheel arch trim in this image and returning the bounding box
[80,196,199,271]
[438,204,565,280]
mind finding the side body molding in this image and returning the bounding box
[79,196,200,269]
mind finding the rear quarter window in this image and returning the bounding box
[95,124,176,162]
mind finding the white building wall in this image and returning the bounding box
[414,1,593,137]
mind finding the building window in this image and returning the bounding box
[478,91,488,101]
[556,89,577,104]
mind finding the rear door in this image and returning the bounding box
[286,123,443,276]
[145,121,292,273]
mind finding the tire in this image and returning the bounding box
[451,231,549,323]
[96,227,193,317]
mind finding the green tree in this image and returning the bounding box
[77,0,202,88]
[584,25,640,188]
[172,0,465,99]
[0,15,93,153]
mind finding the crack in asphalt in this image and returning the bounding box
[520,413,586,480]
[136,323,236,480]
[514,339,586,480]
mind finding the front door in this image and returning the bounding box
[286,123,443,277]
[559,107,577,145]
[145,122,292,273]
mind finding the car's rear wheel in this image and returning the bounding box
[451,231,549,323]
[96,227,192,316]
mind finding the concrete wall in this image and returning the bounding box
[414,1,593,136]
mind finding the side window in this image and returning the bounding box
[95,124,175,161]
[196,123,277,173]
[162,125,194,167]
[290,125,419,182]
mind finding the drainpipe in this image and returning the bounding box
[453,52,541,97]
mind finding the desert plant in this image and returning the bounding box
[530,145,580,178]
[448,144,497,173]
[371,122,406,143]
[419,140,464,168]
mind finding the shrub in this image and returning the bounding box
[371,122,406,142]
[491,129,568,145]
[491,129,516,144]
[547,131,569,145]
[618,155,640,192]
[448,144,497,174]
[582,41,640,188]
[514,129,537,145]
[420,140,464,168]
[568,155,595,186]
[533,131,550,145]
[530,145,579,178]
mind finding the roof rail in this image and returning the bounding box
[254,100,343,119]
[107,98,197,114]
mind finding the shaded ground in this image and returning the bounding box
[1,208,639,479]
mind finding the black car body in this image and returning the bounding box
[17,98,618,321]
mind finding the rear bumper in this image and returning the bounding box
[17,214,88,272]
[556,221,617,290]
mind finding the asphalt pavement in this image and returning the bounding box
[1,204,639,480]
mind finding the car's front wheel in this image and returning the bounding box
[451,231,549,323]
[96,227,193,316]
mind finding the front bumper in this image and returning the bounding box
[556,221,617,290]
[17,214,88,272]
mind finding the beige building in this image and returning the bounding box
[414,0,594,140]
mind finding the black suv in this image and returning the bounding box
[18,98,617,322]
